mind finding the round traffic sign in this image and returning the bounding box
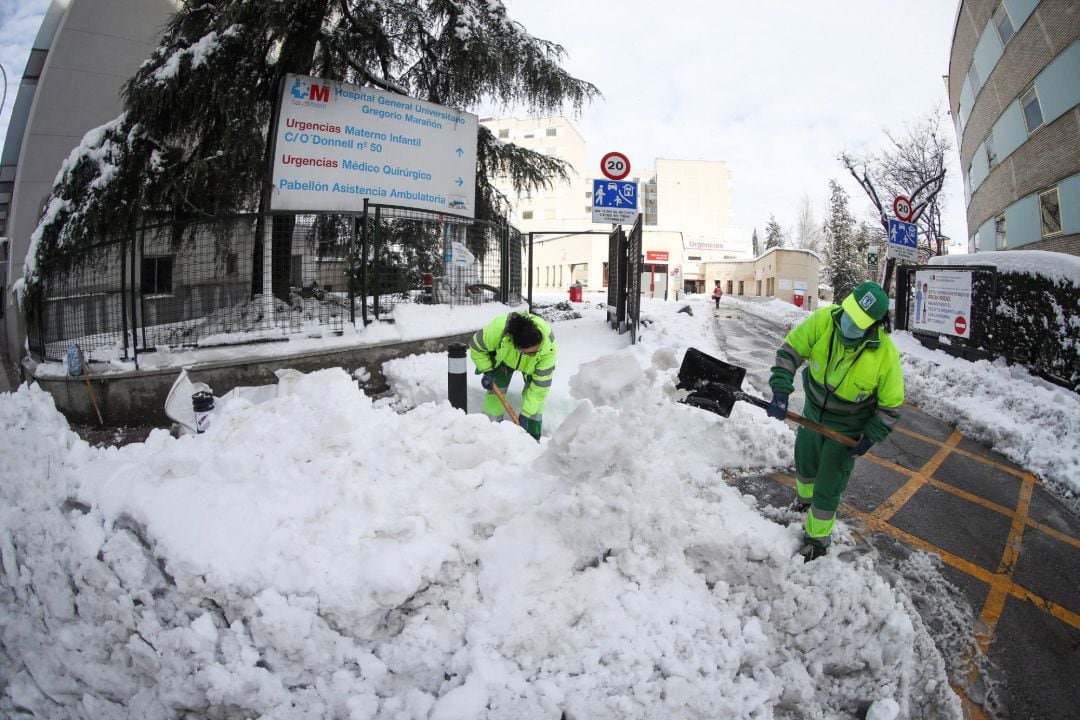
[893,196,913,222]
[954,316,968,335]
[601,151,631,180]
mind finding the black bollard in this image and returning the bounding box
[448,342,468,411]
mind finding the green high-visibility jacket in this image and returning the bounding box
[769,306,904,441]
[469,312,557,417]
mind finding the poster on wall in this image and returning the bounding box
[270,74,478,215]
[912,270,972,339]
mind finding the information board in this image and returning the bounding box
[270,74,477,215]
[912,269,972,339]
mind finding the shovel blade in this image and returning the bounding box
[677,348,748,419]
[677,347,746,392]
[682,387,738,418]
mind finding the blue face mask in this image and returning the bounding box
[839,312,865,340]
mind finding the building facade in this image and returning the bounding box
[1,0,177,363]
[703,248,822,311]
[948,0,1080,255]
[479,116,748,297]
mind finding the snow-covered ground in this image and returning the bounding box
[2,291,1076,719]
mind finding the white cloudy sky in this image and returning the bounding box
[0,0,50,147]
[0,0,968,248]
[498,0,968,248]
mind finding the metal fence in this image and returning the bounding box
[625,215,643,344]
[602,216,642,344]
[28,208,520,364]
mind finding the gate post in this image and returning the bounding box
[527,232,534,313]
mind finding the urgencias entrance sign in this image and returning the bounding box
[270,74,478,216]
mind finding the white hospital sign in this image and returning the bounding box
[270,74,478,215]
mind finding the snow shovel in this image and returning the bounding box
[676,347,857,448]
[490,383,520,424]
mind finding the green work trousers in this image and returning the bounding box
[794,425,857,547]
[482,365,542,439]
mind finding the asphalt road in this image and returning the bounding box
[711,303,1080,720]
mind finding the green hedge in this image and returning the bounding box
[986,270,1080,390]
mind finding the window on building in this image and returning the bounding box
[584,191,592,198]
[584,206,593,215]
[546,127,557,136]
[993,2,1015,45]
[1039,187,1062,237]
[523,133,534,139]
[985,132,998,168]
[226,252,238,276]
[602,262,608,287]
[522,210,533,220]
[994,213,1007,250]
[967,63,981,94]
[498,128,509,139]
[1021,86,1044,134]
[141,256,174,295]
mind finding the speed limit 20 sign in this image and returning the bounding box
[893,195,913,222]
[601,151,631,180]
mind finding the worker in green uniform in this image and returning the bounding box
[767,281,904,561]
[469,311,557,440]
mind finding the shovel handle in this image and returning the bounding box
[737,391,857,448]
[490,383,519,425]
[77,348,105,426]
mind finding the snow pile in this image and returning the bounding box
[930,250,1080,287]
[0,303,960,718]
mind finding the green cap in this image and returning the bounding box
[841,281,888,329]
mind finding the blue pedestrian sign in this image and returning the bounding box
[888,218,918,261]
[592,179,638,224]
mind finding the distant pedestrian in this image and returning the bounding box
[712,281,723,309]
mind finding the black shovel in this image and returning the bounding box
[676,347,857,448]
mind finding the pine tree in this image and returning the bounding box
[764,214,784,250]
[822,180,866,300]
[26,0,598,301]
[751,228,761,257]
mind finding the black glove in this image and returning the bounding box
[481,372,495,390]
[849,436,874,457]
[766,392,789,420]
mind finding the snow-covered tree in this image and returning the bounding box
[764,214,785,250]
[793,192,822,254]
[26,0,598,302]
[751,228,761,257]
[822,180,866,300]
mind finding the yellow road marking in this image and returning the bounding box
[766,424,1075,720]
[895,425,1040,483]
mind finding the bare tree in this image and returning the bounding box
[794,192,822,254]
[870,109,952,260]
[840,108,947,291]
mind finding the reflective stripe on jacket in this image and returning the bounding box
[769,306,904,440]
[469,312,557,417]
